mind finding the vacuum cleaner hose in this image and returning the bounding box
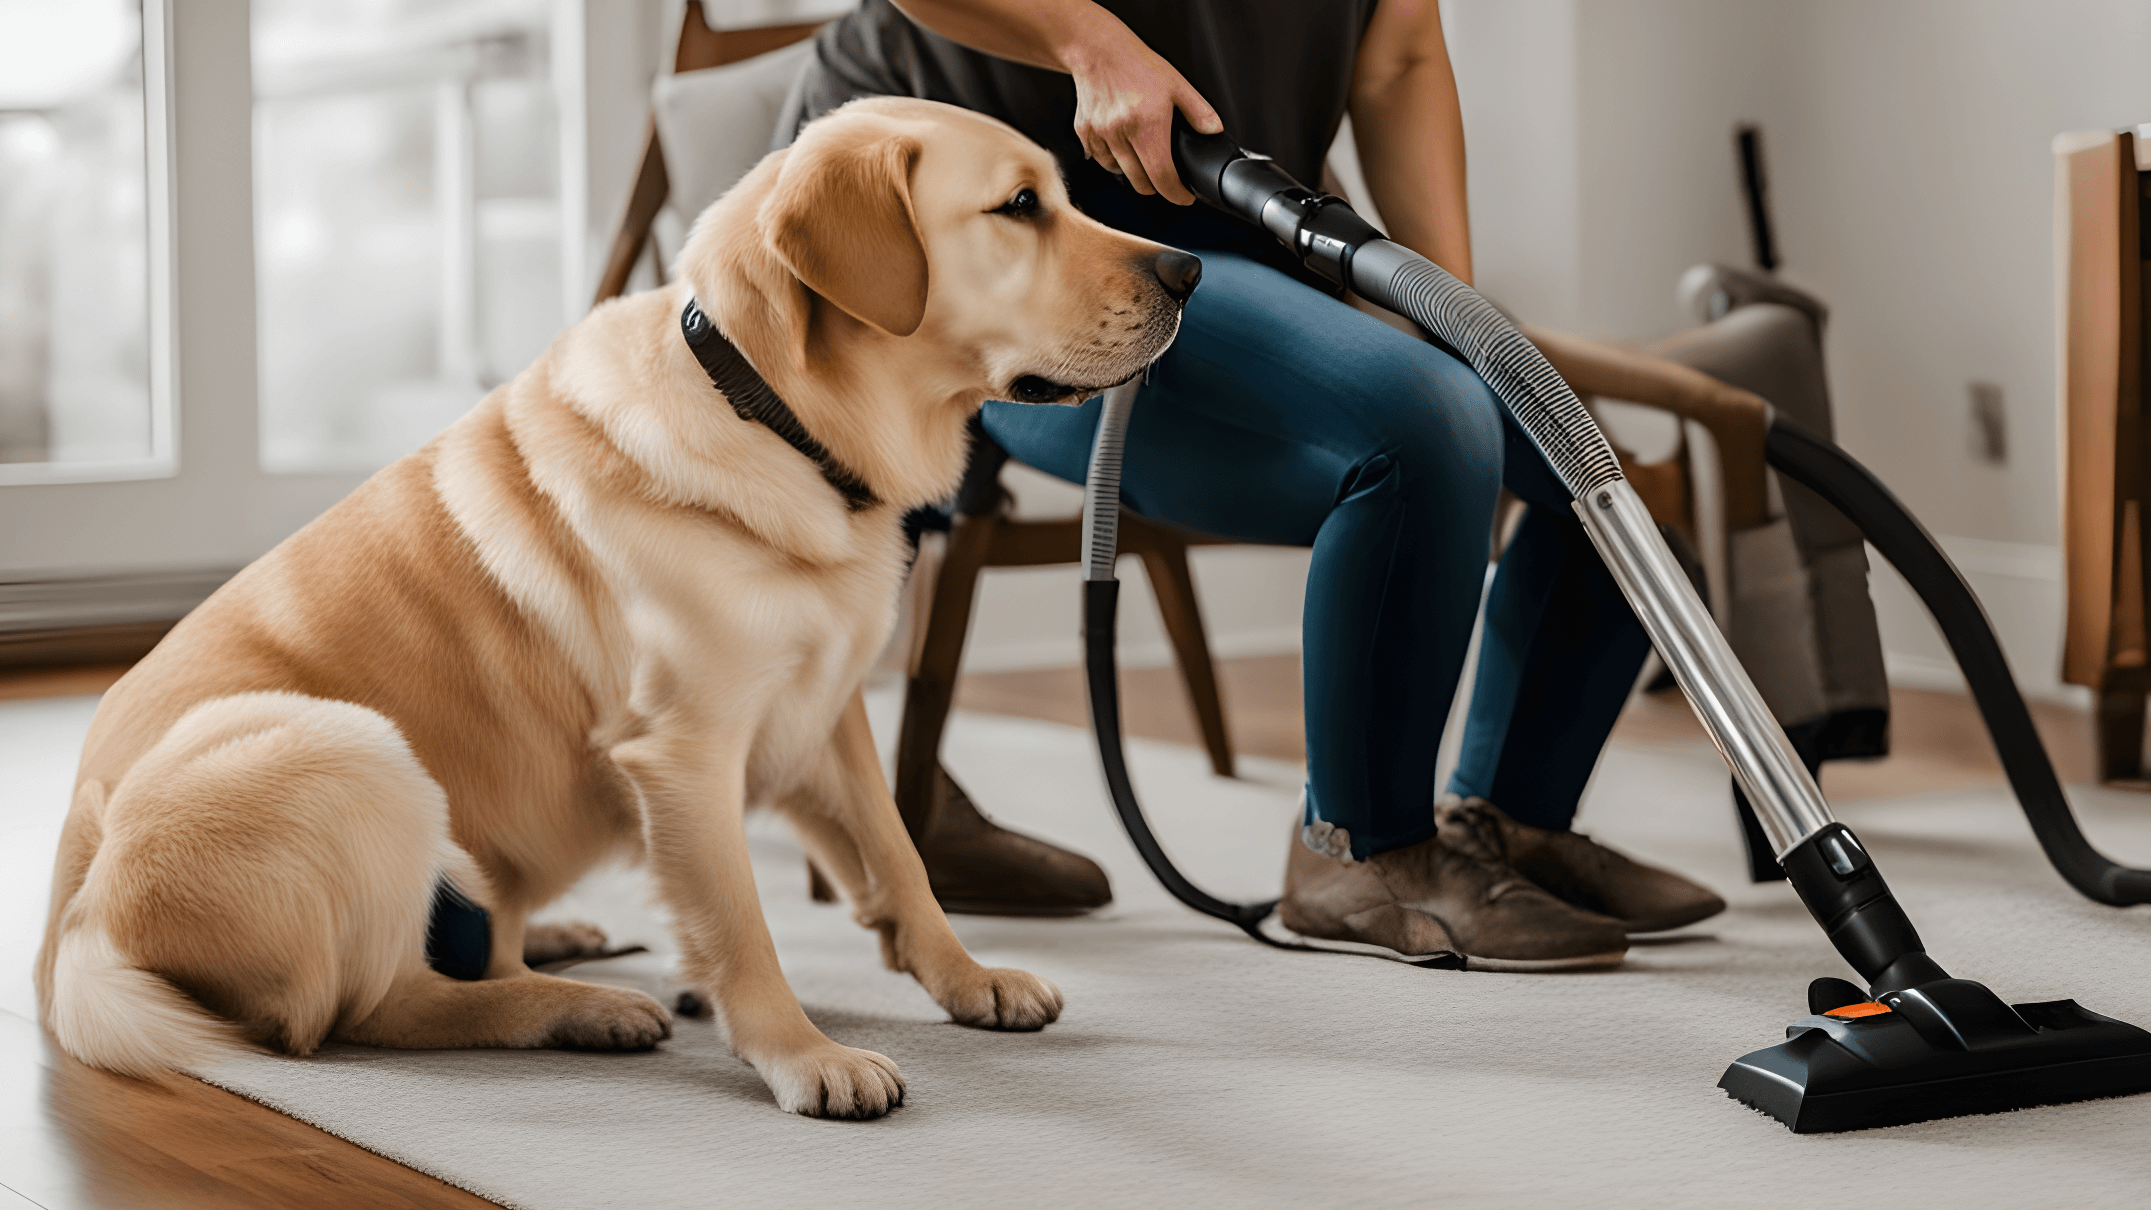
[1080,378,1278,934]
[1764,419,2151,905]
[1086,119,1920,982]
[1141,113,2151,1134]
[1081,117,2129,988]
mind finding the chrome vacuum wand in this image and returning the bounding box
[1088,120,1947,995]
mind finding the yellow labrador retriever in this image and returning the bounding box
[35,97,1198,1119]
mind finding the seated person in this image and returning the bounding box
[781,0,1723,968]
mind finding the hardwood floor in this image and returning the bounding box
[0,665,129,704]
[1,1010,490,1210]
[0,654,2111,1207]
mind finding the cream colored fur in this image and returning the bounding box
[36,98,1187,1119]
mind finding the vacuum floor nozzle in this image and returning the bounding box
[1720,976,2151,1132]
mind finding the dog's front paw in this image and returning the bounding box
[544,984,673,1051]
[935,967,1063,1031]
[756,1043,905,1119]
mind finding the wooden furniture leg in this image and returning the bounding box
[894,510,1000,841]
[889,505,1243,844]
[2059,130,2151,787]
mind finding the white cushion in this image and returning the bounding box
[652,38,816,223]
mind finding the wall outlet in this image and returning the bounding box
[1969,381,2006,464]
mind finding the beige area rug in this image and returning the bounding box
[8,688,2151,1208]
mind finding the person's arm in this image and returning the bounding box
[887,0,1222,204]
[1350,0,1472,283]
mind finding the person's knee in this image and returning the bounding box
[1354,344,1504,511]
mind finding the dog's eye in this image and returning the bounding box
[994,188,1041,218]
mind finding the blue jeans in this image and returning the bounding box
[982,252,1650,857]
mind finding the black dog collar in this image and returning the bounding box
[680,298,880,512]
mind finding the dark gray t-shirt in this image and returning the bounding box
[778,0,1380,276]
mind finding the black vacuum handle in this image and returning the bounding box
[1781,823,1947,993]
[1170,116,1244,212]
[1736,124,1780,273]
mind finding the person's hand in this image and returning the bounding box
[1063,31,1223,205]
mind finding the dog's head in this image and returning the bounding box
[758,97,1198,403]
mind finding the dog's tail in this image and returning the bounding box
[46,923,247,1079]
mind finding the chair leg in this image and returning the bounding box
[1135,532,1235,778]
[894,510,998,841]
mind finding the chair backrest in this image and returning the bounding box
[651,39,816,229]
[592,6,821,306]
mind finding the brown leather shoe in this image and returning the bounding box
[1278,825,1627,971]
[1435,795,1726,933]
[916,768,1112,917]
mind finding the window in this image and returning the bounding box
[0,0,165,481]
[0,0,653,584]
[252,0,566,472]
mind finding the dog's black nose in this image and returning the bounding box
[1153,249,1202,303]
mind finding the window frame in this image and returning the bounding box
[0,0,657,583]
[0,0,178,487]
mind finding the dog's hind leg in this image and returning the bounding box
[522,921,617,966]
[50,692,471,1071]
[333,844,668,1050]
[479,901,628,970]
[49,691,667,1077]
[338,968,670,1051]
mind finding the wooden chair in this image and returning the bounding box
[2058,126,2151,783]
[601,7,1790,864]
[1527,324,1771,538]
[591,4,822,305]
[895,434,1239,841]
[594,4,1245,853]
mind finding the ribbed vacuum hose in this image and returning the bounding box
[1765,419,2151,905]
[1349,243,1620,499]
[1080,382,1278,932]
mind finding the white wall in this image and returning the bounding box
[1448,0,2151,701]
[1444,0,1585,330]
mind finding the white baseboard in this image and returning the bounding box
[1884,651,2093,710]
[963,625,1303,674]
[0,567,235,633]
[1882,651,1975,697]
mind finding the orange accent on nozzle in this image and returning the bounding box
[1824,1001,1893,1019]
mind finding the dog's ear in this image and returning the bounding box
[762,129,928,338]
